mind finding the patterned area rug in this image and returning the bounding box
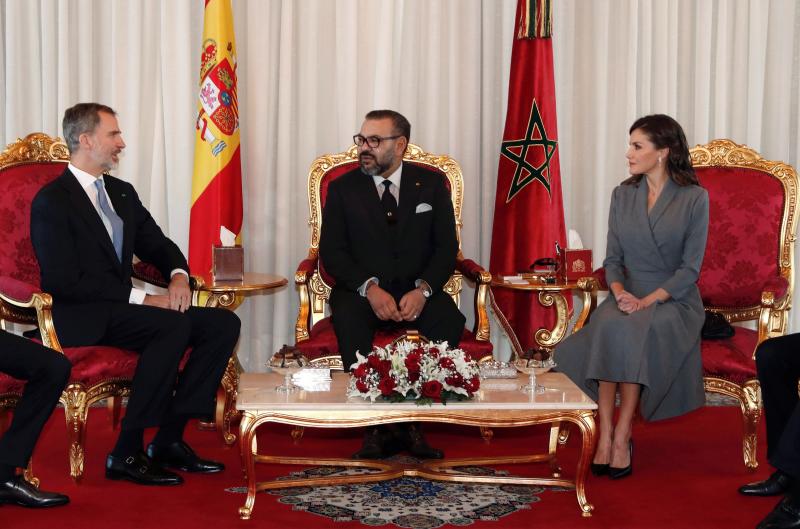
[227,456,565,529]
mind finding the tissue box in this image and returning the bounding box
[212,245,244,281]
[559,249,592,281]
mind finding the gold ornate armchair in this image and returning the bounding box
[577,139,797,470]
[292,144,493,369]
[0,133,233,481]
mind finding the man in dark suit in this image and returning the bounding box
[319,110,465,459]
[30,103,241,486]
[0,331,70,507]
[738,333,800,529]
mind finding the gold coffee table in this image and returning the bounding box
[236,371,597,520]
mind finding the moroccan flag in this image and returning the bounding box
[189,0,243,276]
[489,0,567,353]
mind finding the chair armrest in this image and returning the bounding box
[132,261,203,291]
[755,276,793,352]
[455,258,491,284]
[295,256,318,285]
[761,276,790,304]
[455,257,491,342]
[0,276,62,352]
[294,255,319,342]
[0,276,39,302]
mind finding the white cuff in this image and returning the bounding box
[170,269,189,279]
[358,277,379,297]
[129,287,147,305]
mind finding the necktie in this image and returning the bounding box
[95,179,124,261]
[381,180,398,225]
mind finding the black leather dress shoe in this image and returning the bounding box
[146,441,225,473]
[352,427,386,459]
[741,471,794,497]
[396,423,444,459]
[609,440,633,480]
[0,476,69,508]
[106,452,183,485]
[590,463,609,476]
[757,497,800,529]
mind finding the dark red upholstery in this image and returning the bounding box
[294,317,492,363]
[697,167,783,307]
[0,162,64,285]
[701,330,759,385]
[695,166,786,385]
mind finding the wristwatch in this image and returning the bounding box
[418,283,432,298]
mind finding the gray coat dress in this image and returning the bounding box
[556,177,709,421]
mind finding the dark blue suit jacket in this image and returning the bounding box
[30,168,188,345]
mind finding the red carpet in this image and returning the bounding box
[1,406,775,528]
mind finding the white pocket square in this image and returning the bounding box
[415,203,433,213]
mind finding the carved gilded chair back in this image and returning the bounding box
[302,144,466,329]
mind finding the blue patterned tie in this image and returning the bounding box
[94,179,123,261]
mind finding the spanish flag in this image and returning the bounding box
[189,0,243,276]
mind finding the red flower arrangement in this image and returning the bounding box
[347,340,480,405]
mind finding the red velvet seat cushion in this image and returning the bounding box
[701,329,758,386]
[0,345,139,397]
[294,317,492,365]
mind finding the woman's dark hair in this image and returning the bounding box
[622,114,698,186]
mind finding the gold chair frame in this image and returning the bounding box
[294,144,492,370]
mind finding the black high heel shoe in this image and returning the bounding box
[590,463,610,476]
[608,440,633,480]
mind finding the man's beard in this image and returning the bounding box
[359,153,390,176]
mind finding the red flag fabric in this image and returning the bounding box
[189,0,243,277]
[489,0,568,352]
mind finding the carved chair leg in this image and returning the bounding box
[217,357,239,445]
[479,426,493,443]
[291,426,305,444]
[740,381,762,472]
[107,396,123,430]
[61,386,88,483]
[198,357,239,445]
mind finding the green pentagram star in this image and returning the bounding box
[500,99,557,203]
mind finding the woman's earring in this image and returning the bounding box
[658,155,662,164]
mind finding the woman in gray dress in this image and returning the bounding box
[556,114,708,479]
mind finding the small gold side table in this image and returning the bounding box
[490,276,597,359]
[196,272,288,444]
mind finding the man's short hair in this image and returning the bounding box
[365,110,411,142]
[62,103,117,153]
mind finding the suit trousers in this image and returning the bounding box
[756,333,800,479]
[0,331,71,468]
[330,288,466,371]
[58,304,240,431]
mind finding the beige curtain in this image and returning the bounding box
[1,0,798,370]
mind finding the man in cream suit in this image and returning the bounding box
[319,110,465,459]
